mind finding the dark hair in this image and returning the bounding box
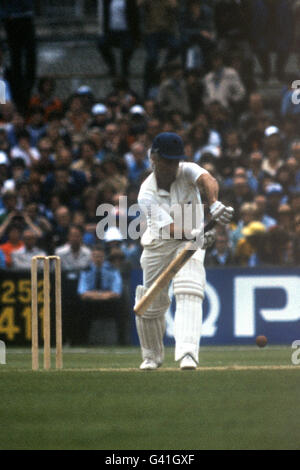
[68,224,84,235]
[92,243,105,252]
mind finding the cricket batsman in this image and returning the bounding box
[135,132,234,370]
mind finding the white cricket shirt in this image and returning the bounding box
[138,162,208,247]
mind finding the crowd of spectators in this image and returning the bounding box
[0,0,299,343]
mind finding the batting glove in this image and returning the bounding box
[202,229,216,250]
[209,201,234,226]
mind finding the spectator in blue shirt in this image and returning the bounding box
[126,142,150,184]
[77,244,123,344]
[0,248,6,268]
[78,244,122,299]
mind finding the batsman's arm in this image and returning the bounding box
[196,172,219,207]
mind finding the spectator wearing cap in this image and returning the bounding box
[11,229,46,270]
[97,0,140,78]
[265,183,285,220]
[55,225,92,272]
[11,129,40,167]
[89,104,109,131]
[128,105,148,137]
[202,52,245,111]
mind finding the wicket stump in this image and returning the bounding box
[31,256,63,370]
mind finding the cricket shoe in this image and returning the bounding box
[139,359,161,370]
[180,354,197,370]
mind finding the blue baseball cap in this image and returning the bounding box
[151,132,186,160]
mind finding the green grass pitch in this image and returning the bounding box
[0,346,299,450]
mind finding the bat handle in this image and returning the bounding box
[204,219,216,233]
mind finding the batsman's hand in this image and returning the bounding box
[209,201,234,226]
[202,229,216,250]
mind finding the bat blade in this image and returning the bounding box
[134,220,216,316]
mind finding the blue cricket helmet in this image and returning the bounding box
[151,132,186,160]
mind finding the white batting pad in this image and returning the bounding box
[174,294,203,362]
[136,315,166,364]
[173,256,206,298]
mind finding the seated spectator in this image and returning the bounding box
[262,148,284,179]
[246,151,265,193]
[90,103,110,131]
[188,121,221,163]
[29,76,63,120]
[222,175,254,222]
[205,232,235,267]
[253,194,277,229]
[218,129,245,179]
[239,92,275,135]
[52,206,72,248]
[42,163,87,208]
[0,248,6,268]
[264,183,286,220]
[77,244,122,344]
[71,140,98,183]
[55,225,92,272]
[125,142,150,183]
[235,221,266,266]
[11,229,46,270]
[11,129,40,167]
[229,202,258,250]
[0,190,21,239]
[277,204,293,233]
[0,224,24,267]
[35,137,55,175]
[202,51,245,111]
[27,106,47,147]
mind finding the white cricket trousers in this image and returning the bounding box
[136,240,206,364]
